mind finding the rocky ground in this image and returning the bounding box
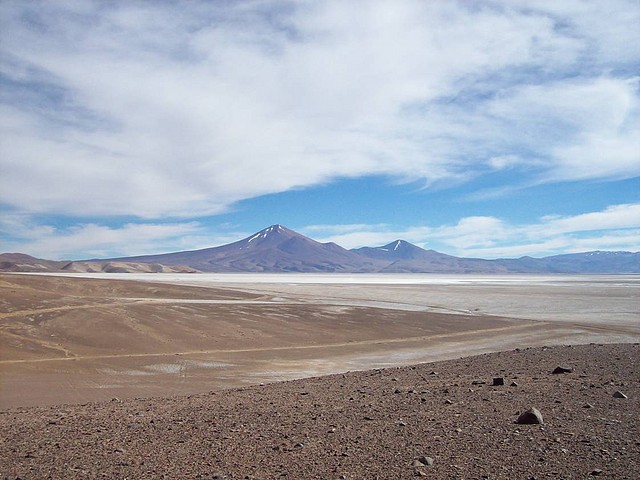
[1,343,638,479]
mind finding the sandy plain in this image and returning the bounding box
[1,273,638,409]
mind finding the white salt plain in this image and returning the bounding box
[39,272,639,328]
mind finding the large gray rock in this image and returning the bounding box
[516,407,544,425]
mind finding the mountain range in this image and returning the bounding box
[1,224,638,274]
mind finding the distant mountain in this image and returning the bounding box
[353,240,485,273]
[1,226,638,274]
[517,251,640,274]
[355,240,521,273]
[0,253,64,272]
[59,261,198,274]
[0,253,197,274]
[354,240,444,261]
[110,224,385,273]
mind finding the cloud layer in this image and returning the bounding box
[1,1,639,259]
[1,0,638,219]
[306,203,640,258]
[4,202,637,261]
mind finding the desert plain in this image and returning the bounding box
[1,272,638,408]
[0,273,638,478]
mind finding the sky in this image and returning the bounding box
[0,0,639,260]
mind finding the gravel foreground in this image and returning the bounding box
[1,343,638,479]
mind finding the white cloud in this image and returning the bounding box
[303,224,432,250]
[464,230,640,259]
[525,0,640,65]
[541,204,640,234]
[486,77,640,181]
[2,203,638,260]
[1,1,638,218]
[0,218,246,260]
[487,155,522,170]
[309,203,640,257]
[430,204,640,256]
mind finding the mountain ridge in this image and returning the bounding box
[1,224,638,273]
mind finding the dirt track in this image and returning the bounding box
[1,273,638,408]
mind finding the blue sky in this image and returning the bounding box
[0,0,639,260]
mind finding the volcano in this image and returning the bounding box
[111,224,385,272]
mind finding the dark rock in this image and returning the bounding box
[516,407,544,425]
[612,391,628,399]
[510,381,519,387]
[413,456,434,467]
[552,366,573,374]
[492,377,505,386]
[590,469,603,476]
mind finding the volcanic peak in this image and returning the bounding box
[246,224,289,241]
[237,224,303,249]
[377,240,412,252]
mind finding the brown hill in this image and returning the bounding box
[0,253,198,273]
[0,253,64,272]
[60,261,198,273]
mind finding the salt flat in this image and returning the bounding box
[1,273,638,407]
[44,271,639,325]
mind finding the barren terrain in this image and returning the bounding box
[0,273,638,478]
[1,273,638,408]
[1,343,638,479]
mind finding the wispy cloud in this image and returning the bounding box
[1,203,637,260]
[0,215,246,260]
[1,1,638,218]
[308,203,640,257]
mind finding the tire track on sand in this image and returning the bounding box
[0,322,545,365]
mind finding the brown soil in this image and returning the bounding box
[1,273,583,408]
[1,343,638,479]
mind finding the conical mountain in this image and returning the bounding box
[9,225,636,273]
[353,240,451,261]
[353,239,473,272]
[112,225,384,272]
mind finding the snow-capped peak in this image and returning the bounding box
[244,225,289,244]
